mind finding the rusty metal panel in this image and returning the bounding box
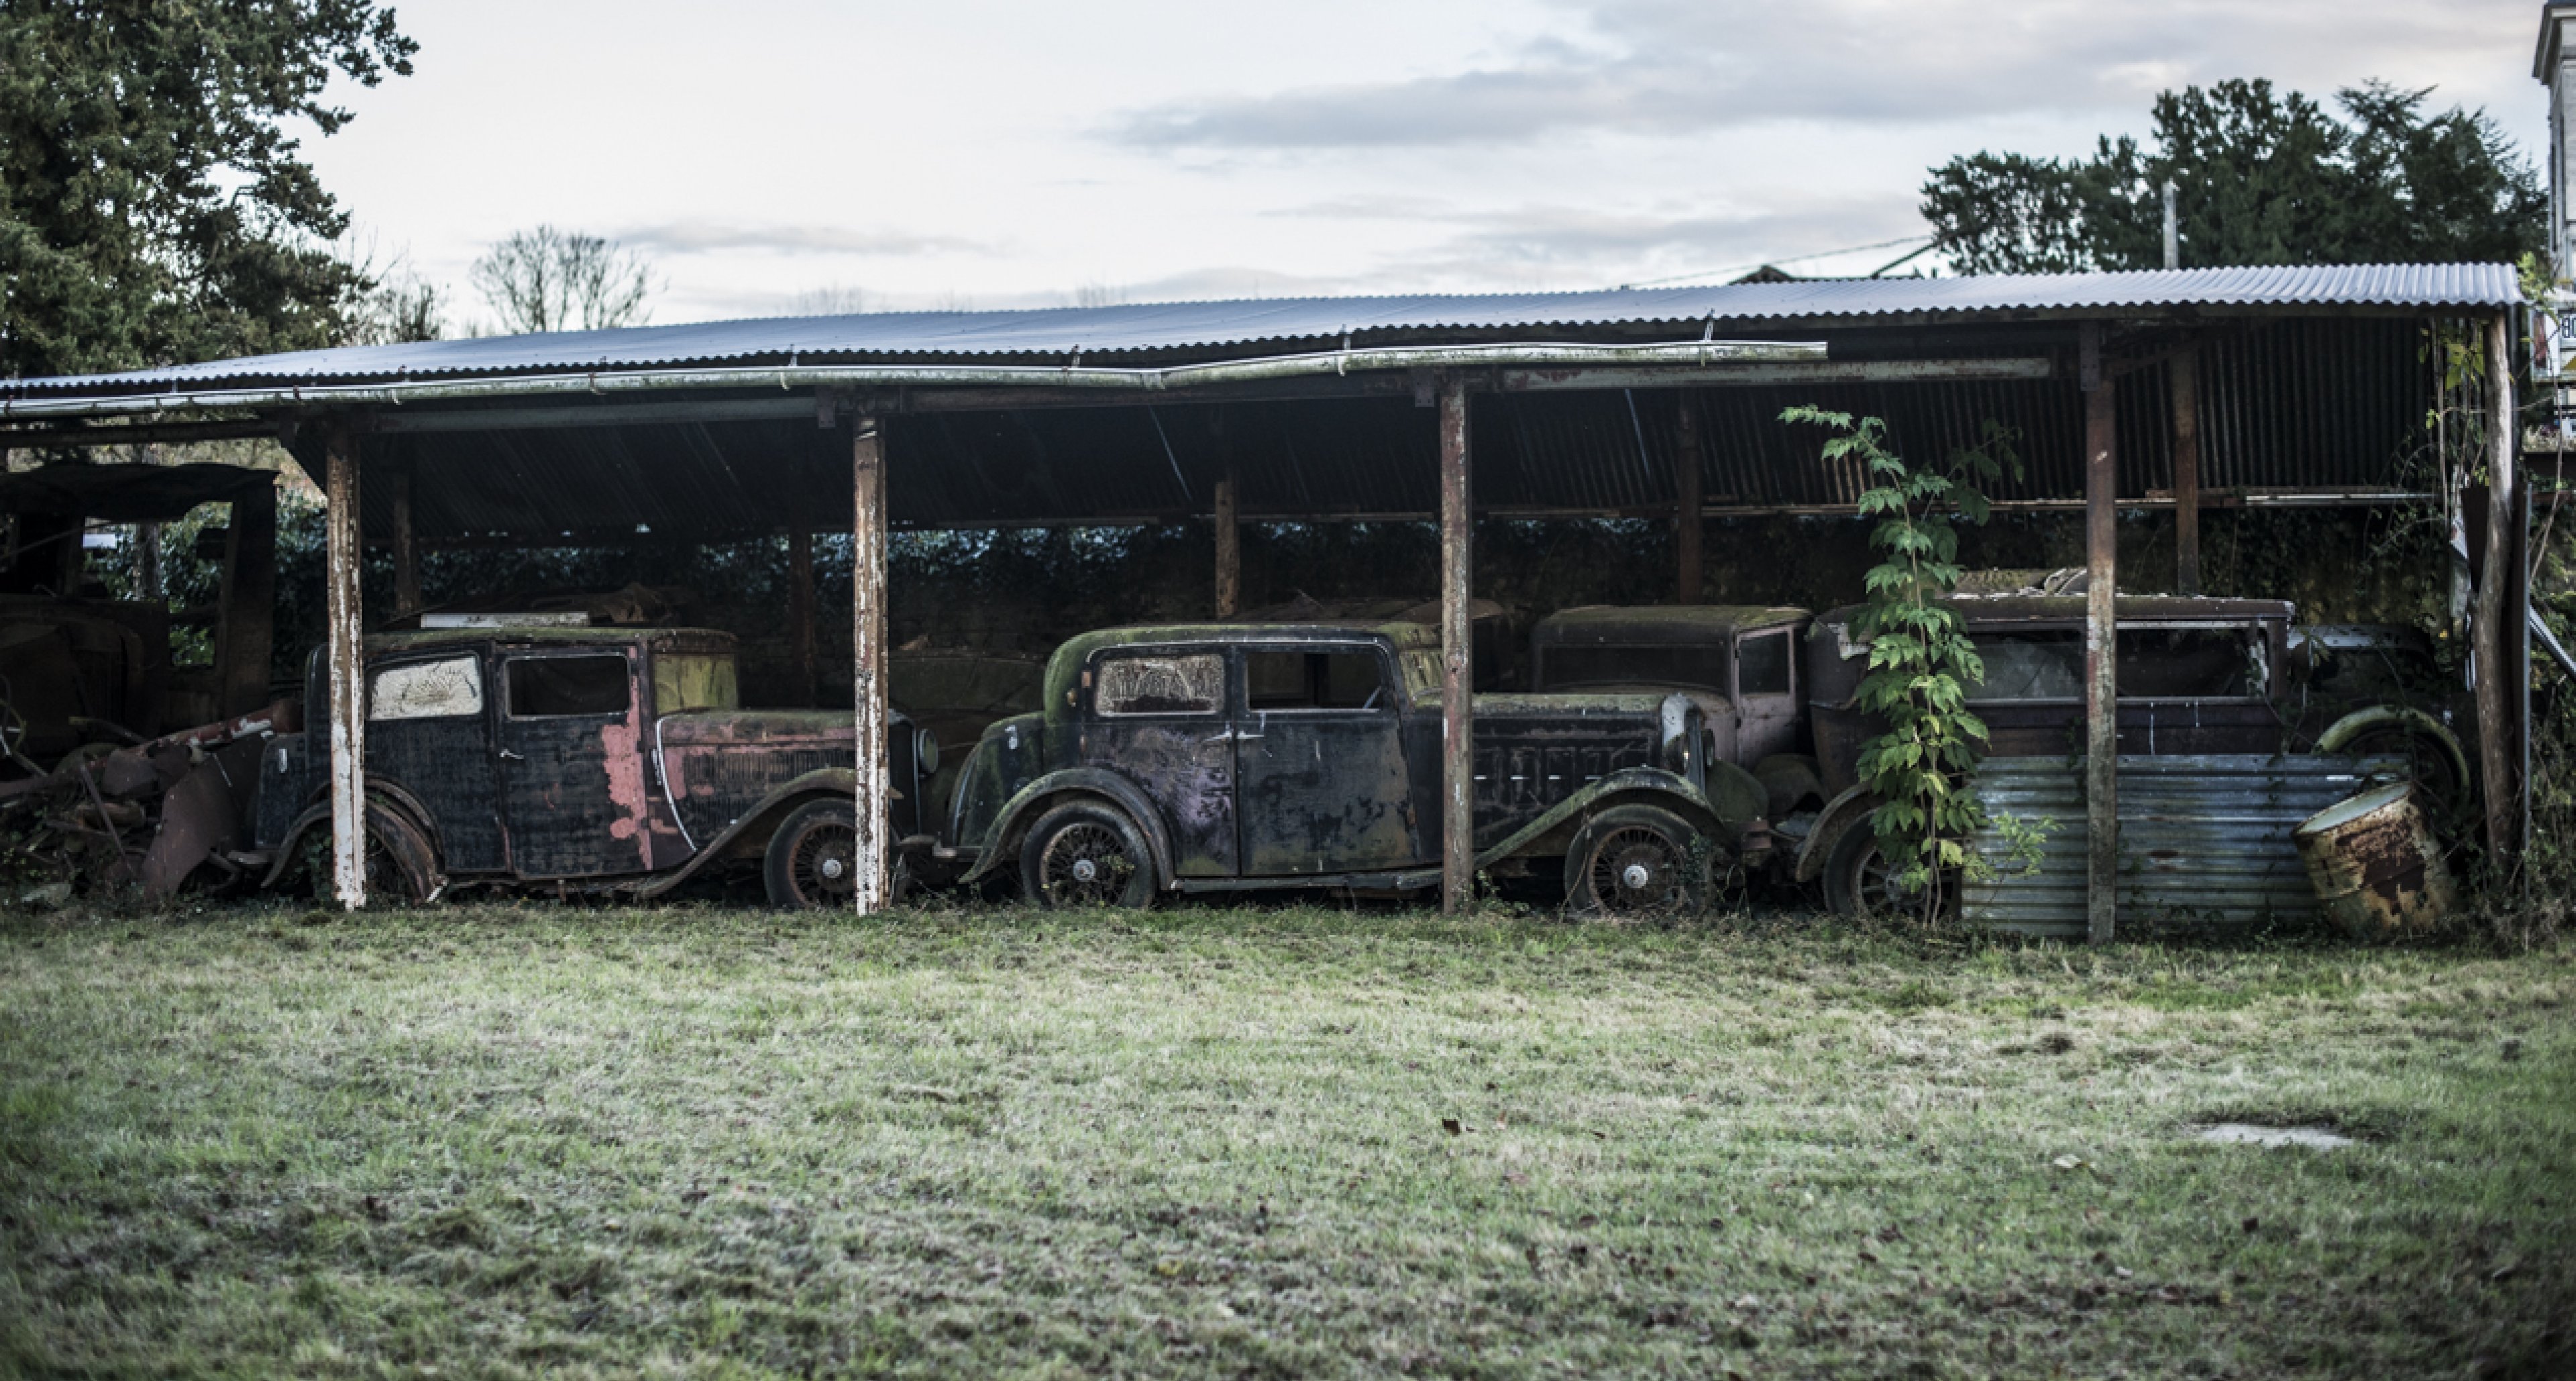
[1964,754,2392,935]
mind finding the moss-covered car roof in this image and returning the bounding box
[1040,623,1445,717]
[1532,605,1811,644]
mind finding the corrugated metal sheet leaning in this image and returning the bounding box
[1964,754,2400,935]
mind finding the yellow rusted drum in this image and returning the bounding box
[2294,783,2458,939]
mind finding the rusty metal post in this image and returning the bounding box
[390,464,422,618]
[851,419,891,913]
[1436,376,1475,913]
[1213,467,1240,618]
[2169,347,2201,596]
[2474,313,2520,864]
[323,426,368,909]
[2081,325,2119,945]
[216,476,277,716]
[1674,393,1704,604]
[788,527,817,706]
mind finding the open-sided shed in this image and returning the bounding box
[0,264,2530,933]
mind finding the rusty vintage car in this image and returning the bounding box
[1527,605,1821,813]
[249,626,933,906]
[932,621,1766,917]
[1794,593,2472,917]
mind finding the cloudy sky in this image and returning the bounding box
[306,0,2551,325]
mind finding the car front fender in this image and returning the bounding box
[1474,767,1731,868]
[957,767,1177,888]
[2314,704,2471,795]
[1794,782,1882,884]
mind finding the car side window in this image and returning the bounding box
[370,654,483,721]
[506,655,631,717]
[1737,633,1790,696]
[1246,650,1387,711]
[1095,652,1224,716]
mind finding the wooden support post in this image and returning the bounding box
[390,464,422,619]
[1674,393,1704,604]
[788,527,817,707]
[2081,324,2119,946]
[129,444,159,602]
[216,477,278,716]
[2169,347,2201,596]
[323,427,367,909]
[1437,376,1475,914]
[1213,468,1241,618]
[851,420,891,913]
[2474,313,2520,865]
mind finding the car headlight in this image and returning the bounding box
[913,725,939,777]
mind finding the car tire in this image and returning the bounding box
[303,801,439,905]
[2340,725,2469,824]
[1563,805,1709,922]
[1019,801,1157,909]
[1821,820,1955,922]
[764,799,869,909]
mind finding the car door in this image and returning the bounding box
[1733,628,1802,762]
[364,649,506,872]
[1083,646,1236,877]
[1234,642,1418,876]
[496,647,651,878]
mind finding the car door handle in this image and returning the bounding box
[497,748,524,761]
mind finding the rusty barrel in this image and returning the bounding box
[2294,782,2457,939]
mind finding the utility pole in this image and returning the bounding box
[2162,181,2180,270]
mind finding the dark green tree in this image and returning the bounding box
[1923,80,2546,274]
[0,1,417,380]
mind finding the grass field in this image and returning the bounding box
[2,899,2571,1379]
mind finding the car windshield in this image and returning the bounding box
[1538,644,1730,694]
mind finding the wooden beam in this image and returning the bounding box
[1436,376,1475,914]
[1674,393,1704,604]
[390,464,422,618]
[2474,313,2520,865]
[323,427,367,909]
[788,527,817,707]
[1213,467,1241,618]
[2170,347,2201,595]
[852,419,892,913]
[2081,324,2119,946]
[216,478,277,716]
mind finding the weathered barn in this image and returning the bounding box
[0,265,2532,935]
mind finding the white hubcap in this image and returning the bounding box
[820,858,845,880]
[1073,859,1099,882]
[1621,862,1653,891]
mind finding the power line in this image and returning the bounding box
[1617,234,1935,291]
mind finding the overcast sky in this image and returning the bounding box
[306,0,2552,326]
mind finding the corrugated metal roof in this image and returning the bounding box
[5,263,2516,394]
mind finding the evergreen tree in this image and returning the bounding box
[1922,80,2545,274]
[0,1,417,380]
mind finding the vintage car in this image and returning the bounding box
[1794,593,2472,917]
[249,626,934,906]
[930,621,1766,917]
[1527,605,1819,811]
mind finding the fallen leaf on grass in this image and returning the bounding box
[2051,1154,2088,1171]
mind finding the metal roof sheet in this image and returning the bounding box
[4,263,2516,395]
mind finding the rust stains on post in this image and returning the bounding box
[2081,323,2119,945]
[2473,312,2520,864]
[215,474,276,716]
[2169,347,2201,596]
[1437,375,1474,913]
[1213,468,1241,619]
[390,463,422,618]
[852,419,892,913]
[788,527,817,707]
[1674,392,1704,604]
[323,425,368,909]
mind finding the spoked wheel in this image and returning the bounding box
[2341,727,2469,827]
[1823,824,1955,922]
[304,801,440,904]
[1020,801,1157,909]
[1564,805,1710,922]
[764,800,864,908]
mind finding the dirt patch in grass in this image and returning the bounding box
[1,901,2571,1378]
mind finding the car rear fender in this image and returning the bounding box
[629,768,925,898]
